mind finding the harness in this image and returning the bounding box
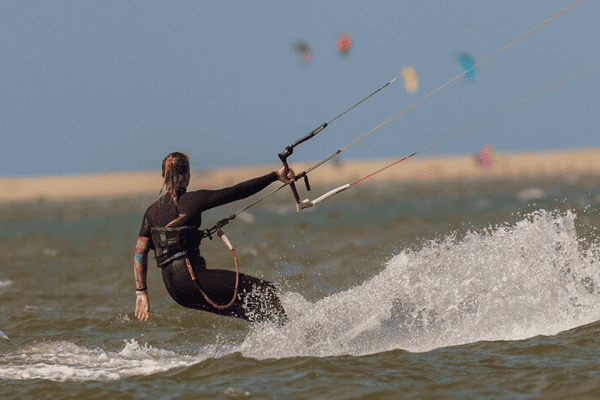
[151,216,240,310]
[151,226,203,268]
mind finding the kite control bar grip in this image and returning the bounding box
[278,122,327,212]
[301,183,350,209]
[278,154,302,211]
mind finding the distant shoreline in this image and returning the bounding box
[1,148,599,203]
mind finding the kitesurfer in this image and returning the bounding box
[133,151,293,325]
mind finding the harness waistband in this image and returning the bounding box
[156,250,188,268]
[151,225,202,268]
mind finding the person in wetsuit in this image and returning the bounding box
[133,151,293,325]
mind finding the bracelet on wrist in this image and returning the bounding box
[136,288,147,294]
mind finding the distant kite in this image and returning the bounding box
[457,52,477,82]
[294,41,311,63]
[401,66,419,93]
[475,144,495,170]
[336,32,353,57]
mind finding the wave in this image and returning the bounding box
[0,339,200,382]
[0,279,13,297]
[238,208,600,357]
[0,279,13,288]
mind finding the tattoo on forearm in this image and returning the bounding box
[134,237,150,289]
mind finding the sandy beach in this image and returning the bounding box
[1,148,599,203]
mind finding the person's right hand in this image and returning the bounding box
[135,291,150,321]
[276,166,295,184]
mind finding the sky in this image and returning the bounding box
[1,0,598,177]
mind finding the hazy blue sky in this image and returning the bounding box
[1,0,598,177]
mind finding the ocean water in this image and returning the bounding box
[1,174,600,399]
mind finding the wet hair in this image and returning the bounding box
[159,151,190,209]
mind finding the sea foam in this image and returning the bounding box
[238,209,600,357]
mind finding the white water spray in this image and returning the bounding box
[239,209,600,357]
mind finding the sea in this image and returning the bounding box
[1,173,600,399]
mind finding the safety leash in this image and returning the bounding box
[185,225,240,309]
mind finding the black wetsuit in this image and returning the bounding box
[139,172,287,325]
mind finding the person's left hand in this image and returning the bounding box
[276,166,295,184]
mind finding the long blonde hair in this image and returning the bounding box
[158,152,190,209]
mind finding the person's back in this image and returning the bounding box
[133,151,291,326]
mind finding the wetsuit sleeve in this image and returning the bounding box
[137,210,154,248]
[188,171,278,213]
